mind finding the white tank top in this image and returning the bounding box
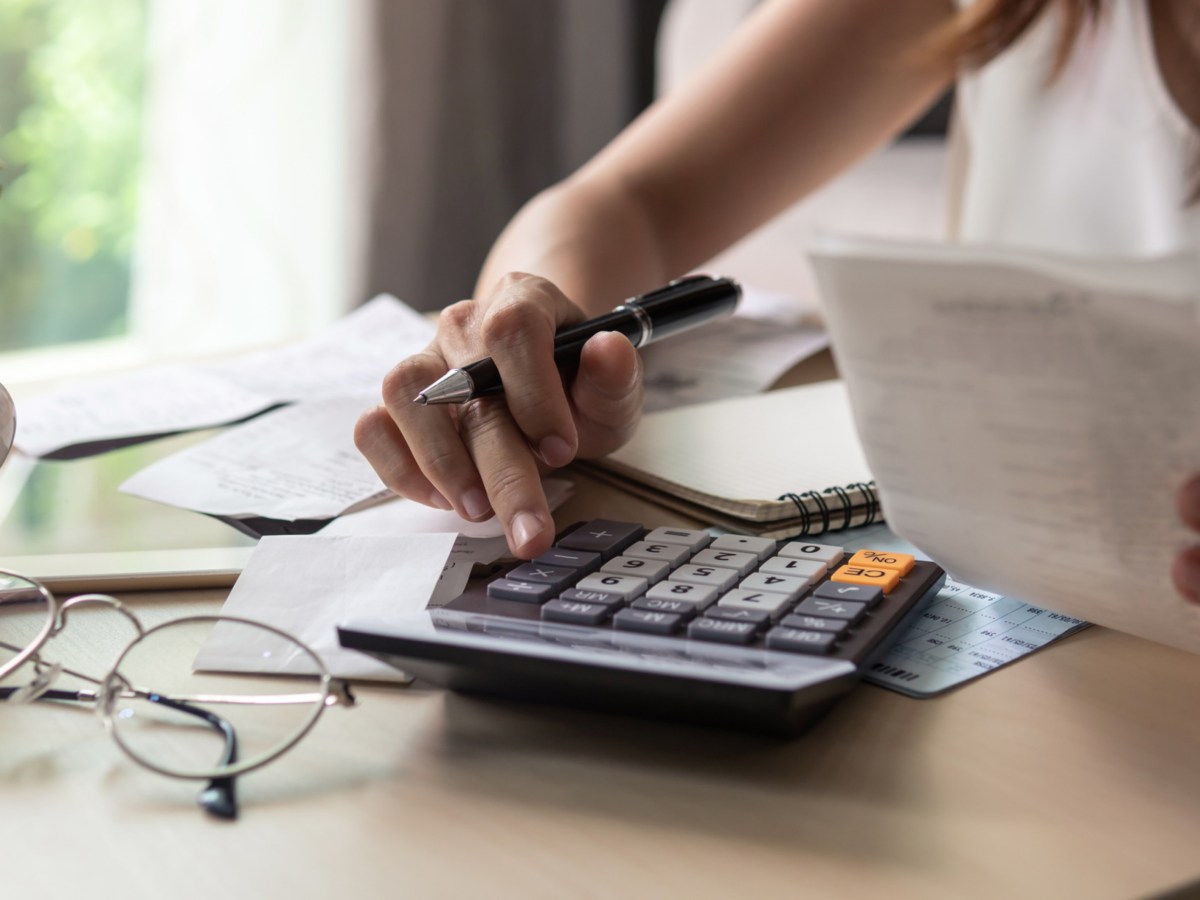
[948,0,1200,255]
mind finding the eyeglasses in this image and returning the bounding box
[0,570,356,819]
[0,383,354,820]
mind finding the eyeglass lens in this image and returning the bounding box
[103,617,329,779]
[0,572,53,684]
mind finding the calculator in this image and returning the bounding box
[338,519,946,734]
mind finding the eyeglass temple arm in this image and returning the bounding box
[146,692,240,820]
[1,685,241,820]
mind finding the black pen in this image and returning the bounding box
[414,274,742,405]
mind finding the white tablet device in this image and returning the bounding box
[0,432,256,592]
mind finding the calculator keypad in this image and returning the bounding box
[471,519,930,658]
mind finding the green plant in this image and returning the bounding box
[0,0,147,351]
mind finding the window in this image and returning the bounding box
[0,0,147,353]
[1,0,370,386]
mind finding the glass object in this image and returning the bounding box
[0,387,353,820]
[0,572,355,819]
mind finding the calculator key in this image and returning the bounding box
[613,608,684,636]
[691,548,758,576]
[575,572,649,601]
[541,599,615,626]
[645,580,719,609]
[759,556,826,583]
[830,565,900,593]
[486,579,556,604]
[846,549,915,576]
[710,534,777,561]
[534,548,601,575]
[717,589,792,619]
[793,596,867,623]
[644,527,712,551]
[813,581,883,609]
[779,614,850,636]
[688,616,758,645]
[505,563,577,592]
[632,596,699,619]
[739,571,807,601]
[670,564,739,592]
[558,588,626,610]
[623,540,693,568]
[557,520,644,560]
[703,606,772,629]
[777,542,844,566]
[766,627,838,655]
[601,556,671,585]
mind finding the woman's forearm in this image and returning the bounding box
[474,172,676,317]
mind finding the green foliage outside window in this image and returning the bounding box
[0,0,146,352]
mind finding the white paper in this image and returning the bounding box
[203,295,433,399]
[16,295,435,458]
[811,236,1200,654]
[120,394,387,521]
[321,477,576,552]
[195,533,457,681]
[193,477,577,680]
[640,284,830,412]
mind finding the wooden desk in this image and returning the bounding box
[6,359,1200,899]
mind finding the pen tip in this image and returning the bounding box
[413,393,428,405]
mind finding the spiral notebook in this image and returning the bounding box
[580,380,881,539]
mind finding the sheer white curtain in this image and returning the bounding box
[132,0,659,360]
[130,0,374,356]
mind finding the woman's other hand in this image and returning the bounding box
[1174,473,1200,603]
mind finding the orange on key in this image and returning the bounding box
[831,565,900,593]
[847,549,915,576]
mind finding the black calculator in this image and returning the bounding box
[338,519,945,735]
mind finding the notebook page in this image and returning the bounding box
[598,380,873,519]
[811,236,1200,654]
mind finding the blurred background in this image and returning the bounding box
[0,0,947,381]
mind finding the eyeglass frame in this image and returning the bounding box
[1,568,356,817]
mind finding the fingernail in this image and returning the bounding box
[538,435,574,468]
[462,487,491,519]
[428,490,453,511]
[511,512,542,551]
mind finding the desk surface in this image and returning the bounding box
[6,358,1200,900]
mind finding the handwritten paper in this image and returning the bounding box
[812,235,1200,654]
[119,394,388,523]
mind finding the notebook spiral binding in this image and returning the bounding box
[777,480,880,536]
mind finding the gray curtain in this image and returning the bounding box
[363,0,667,311]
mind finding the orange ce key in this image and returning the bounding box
[831,565,901,593]
[846,549,915,576]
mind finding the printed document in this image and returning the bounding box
[811,236,1200,654]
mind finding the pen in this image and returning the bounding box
[414,274,742,405]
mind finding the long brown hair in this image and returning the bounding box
[930,0,1199,204]
[928,0,1102,75]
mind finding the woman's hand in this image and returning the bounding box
[1174,473,1200,604]
[355,272,644,559]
